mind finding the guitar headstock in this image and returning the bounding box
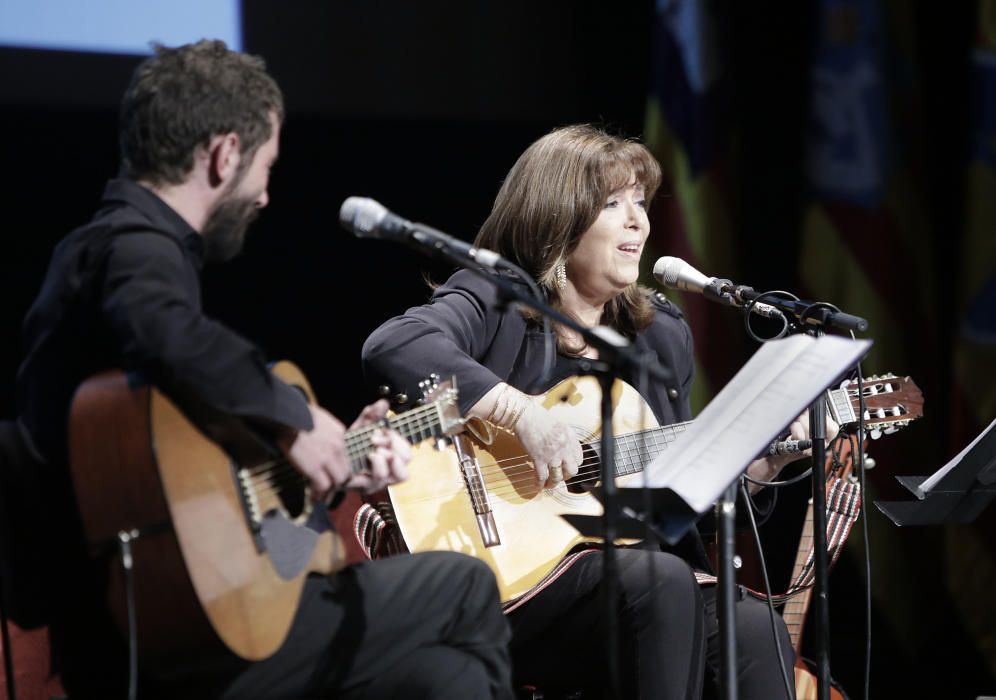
[420,375,464,437]
[828,373,924,439]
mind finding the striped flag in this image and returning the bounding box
[800,0,996,691]
[643,0,746,411]
[943,0,996,679]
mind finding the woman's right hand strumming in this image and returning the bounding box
[475,382,583,489]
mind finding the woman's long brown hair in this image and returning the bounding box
[475,124,662,352]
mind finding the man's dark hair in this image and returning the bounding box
[119,39,284,185]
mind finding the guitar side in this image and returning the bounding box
[389,375,657,602]
[68,362,341,664]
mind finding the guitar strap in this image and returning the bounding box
[692,477,863,604]
[353,500,408,560]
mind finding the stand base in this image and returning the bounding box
[876,475,996,526]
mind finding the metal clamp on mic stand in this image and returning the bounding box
[340,196,675,700]
[653,255,869,700]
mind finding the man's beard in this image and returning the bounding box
[201,194,259,263]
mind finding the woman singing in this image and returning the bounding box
[362,124,816,699]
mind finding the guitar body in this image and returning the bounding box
[68,361,342,664]
[782,373,922,700]
[389,375,658,602]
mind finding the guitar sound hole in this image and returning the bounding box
[566,443,601,494]
[273,481,307,520]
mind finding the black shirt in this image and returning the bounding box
[14,178,316,689]
[16,178,312,468]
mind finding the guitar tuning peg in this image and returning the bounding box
[378,385,392,397]
[418,374,442,402]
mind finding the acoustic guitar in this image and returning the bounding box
[389,373,923,603]
[785,374,923,700]
[68,362,461,663]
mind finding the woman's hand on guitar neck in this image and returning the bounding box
[474,383,583,489]
[279,402,411,499]
[745,410,841,493]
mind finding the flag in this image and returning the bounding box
[943,0,996,679]
[800,0,995,693]
[643,0,746,411]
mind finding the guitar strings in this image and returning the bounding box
[254,420,682,503]
[240,405,452,506]
[240,386,885,509]
[393,434,673,505]
[472,422,691,468]
[471,427,682,481]
[408,427,682,496]
[242,414,682,507]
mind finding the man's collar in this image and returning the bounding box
[100,178,206,269]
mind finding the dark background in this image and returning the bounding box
[1,2,992,698]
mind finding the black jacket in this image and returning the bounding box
[361,268,718,571]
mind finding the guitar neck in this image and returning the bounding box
[782,500,815,655]
[344,402,448,473]
[601,386,849,478]
[591,421,692,476]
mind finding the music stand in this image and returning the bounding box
[876,417,996,526]
[564,334,872,700]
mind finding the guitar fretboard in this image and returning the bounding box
[782,501,815,655]
[345,402,447,473]
[588,420,692,477]
[588,386,851,479]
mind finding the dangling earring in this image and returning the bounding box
[555,262,568,291]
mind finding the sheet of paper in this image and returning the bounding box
[643,334,872,513]
[919,415,996,493]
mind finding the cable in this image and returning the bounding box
[798,301,842,326]
[739,478,794,700]
[743,466,814,489]
[742,290,799,343]
[851,360,872,700]
[743,290,795,342]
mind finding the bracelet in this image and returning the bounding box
[504,398,527,433]
[484,384,509,425]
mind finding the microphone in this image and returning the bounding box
[339,197,502,268]
[652,256,785,320]
[768,439,812,456]
[652,256,733,302]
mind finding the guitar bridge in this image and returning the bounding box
[452,433,501,548]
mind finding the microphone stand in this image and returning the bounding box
[415,241,672,700]
[720,285,866,700]
[807,329,832,700]
[717,482,738,700]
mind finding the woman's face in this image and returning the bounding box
[566,179,649,302]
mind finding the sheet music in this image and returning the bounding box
[644,334,872,513]
[919,416,996,493]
